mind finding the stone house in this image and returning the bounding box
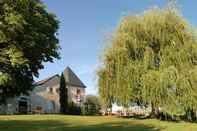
[0,67,86,114]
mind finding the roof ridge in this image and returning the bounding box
[63,66,86,88]
[35,74,60,86]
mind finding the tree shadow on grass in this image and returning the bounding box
[0,120,67,131]
[69,122,163,131]
[0,119,164,131]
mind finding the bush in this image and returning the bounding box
[67,102,81,115]
[82,95,101,115]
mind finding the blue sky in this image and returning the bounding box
[38,0,197,95]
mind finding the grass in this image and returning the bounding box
[0,115,197,131]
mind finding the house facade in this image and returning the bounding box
[0,67,86,114]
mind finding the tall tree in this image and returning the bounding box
[0,0,60,103]
[98,6,197,120]
[83,95,101,115]
[59,73,68,114]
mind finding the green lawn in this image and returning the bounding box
[0,115,197,131]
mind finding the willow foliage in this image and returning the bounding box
[97,7,197,116]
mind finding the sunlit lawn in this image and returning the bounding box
[0,115,197,131]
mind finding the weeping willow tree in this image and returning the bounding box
[97,6,197,120]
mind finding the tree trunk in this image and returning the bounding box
[150,102,159,118]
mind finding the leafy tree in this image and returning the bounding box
[0,0,60,103]
[98,6,197,121]
[59,73,68,114]
[97,68,113,110]
[82,95,101,115]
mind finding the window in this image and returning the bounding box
[77,89,81,95]
[76,89,81,103]
[56,88,59,94]
[47,101,55,111]
[49,87,53,94]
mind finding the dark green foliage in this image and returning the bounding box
[0,0,60,103]
[82,95,101,115]
[67,102,81,115]
[59,73,81,115]
[59,73,68,114]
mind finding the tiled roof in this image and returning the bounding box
[63,66,86,88]
[34,74,60,86]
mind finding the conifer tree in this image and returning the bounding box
[59,73,68,114]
